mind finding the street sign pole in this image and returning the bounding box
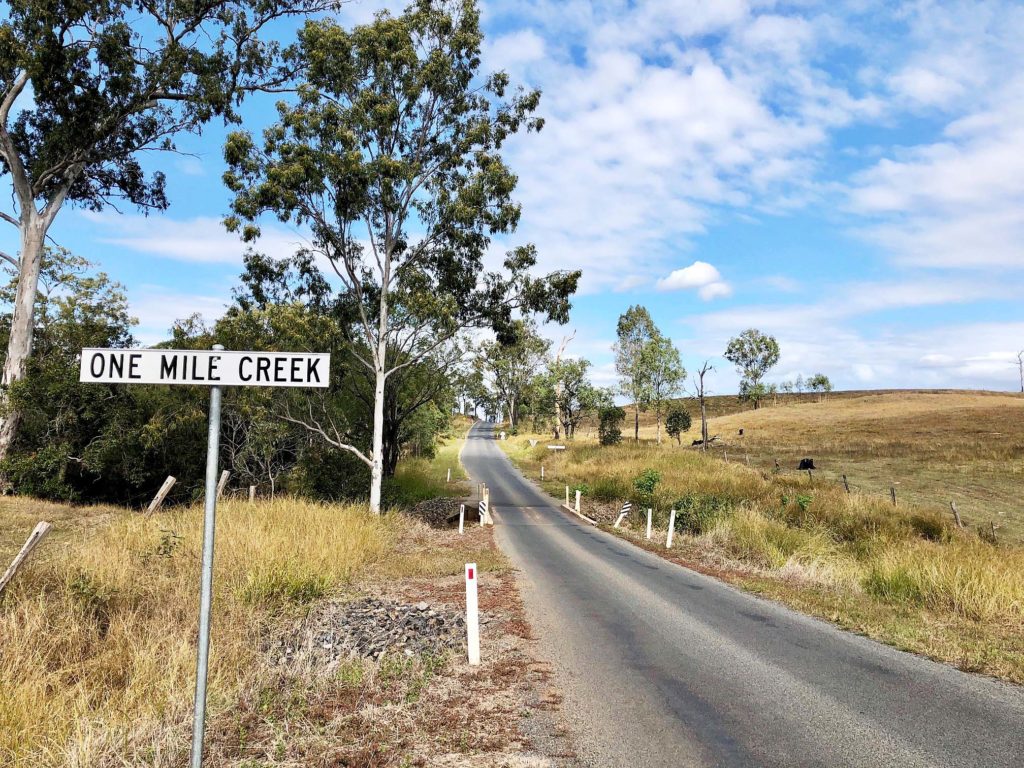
[190,346,224,768]
[79,343,331,765]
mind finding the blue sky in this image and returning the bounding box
[6,0,1024,395]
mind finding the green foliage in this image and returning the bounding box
[724,328,780,409]
[665,406,692,444]
[674,492,735,534]
[598,405,625,446]
[632,468,661,502]
[0,0,321,217]
[643,335,685,438]
[614,305,656,436]
[472,320,550,429]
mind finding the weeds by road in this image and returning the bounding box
[0,491,573,766]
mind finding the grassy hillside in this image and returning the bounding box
[500,391,1024,683]
[669,391,1023,542]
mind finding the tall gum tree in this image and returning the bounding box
[0,0,334,463]
[223,0,579,513]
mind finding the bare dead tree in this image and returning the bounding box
[552,329,576,439]
[691,361,714,452]
[1017,350,1023,394]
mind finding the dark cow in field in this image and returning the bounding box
[798,458,816,470]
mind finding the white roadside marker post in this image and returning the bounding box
[459,503,465,534]
[78,345,330,768]
[565,485,570,506]
[447,467,451,483]
[614,501,632,528]
[575,489,581,514]
[248,485,256,503]
[666,509,677,548]
[646,508,653,540]
[541,465,544,480]
[466,563,480,666]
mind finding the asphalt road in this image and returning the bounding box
[462,422,1024,768]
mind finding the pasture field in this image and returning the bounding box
[652,390,1024,542]
[500,390,1024,684]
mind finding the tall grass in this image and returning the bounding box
[504,433,1024,633]
[0,499,393,767]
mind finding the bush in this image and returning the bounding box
[665,406,692,444]
[632,468,661,503]
[598,405,625,446]
[674,492,734,534]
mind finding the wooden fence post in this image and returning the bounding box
[890,487,897,506]
[950,501,964,529]
[145,475,176,516]
[842,475,850,493]
[216,470,230,499]
[0,521,52,595]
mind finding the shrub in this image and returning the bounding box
[665,406,692,444]
[598,405,625,446]
[674,492,734,534]
[632,468,661,503]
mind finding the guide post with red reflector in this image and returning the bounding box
[466,563,480,666]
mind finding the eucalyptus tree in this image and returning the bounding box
[724,328,780,410]
[643,334,685,444]
[473,319,550,430]
[0,0,333,463]
[614,305,657,441]
[223,1,578,512]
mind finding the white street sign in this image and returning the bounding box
[79,348,330,388]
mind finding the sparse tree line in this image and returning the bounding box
[0,1,580,511]
[0,0,842,508]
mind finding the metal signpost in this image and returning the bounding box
[79,345,330,767]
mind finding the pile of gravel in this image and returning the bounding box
[269,597,467,668]
[406,497,465,527]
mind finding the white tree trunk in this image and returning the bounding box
[0,218,45,463]
[368,361,386,514]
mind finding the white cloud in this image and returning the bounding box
[657,261,721,290]
[699,281,733,301]
[80,211,308,264]
[656,261,732,300]
[129,287,230,345]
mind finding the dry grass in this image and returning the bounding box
[0,494,553,767]
[501,404,1024,683]
[626,390,1024,542]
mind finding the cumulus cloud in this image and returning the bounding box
[656,261,732,300]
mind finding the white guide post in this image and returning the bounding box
[541,465,545,480]
[565,485,570,506]
[459,503,465,534]
[575,489,581,514]
[666,509,677,548]
[646,508,653,540]
[248,485,256,503]
[447,467,451,483]
[466,563,480,666]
